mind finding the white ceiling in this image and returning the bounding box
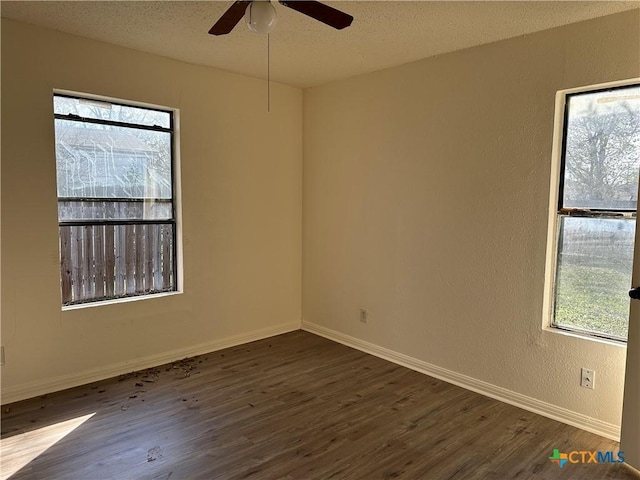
[1,1,638,88]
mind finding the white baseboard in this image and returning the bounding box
[302,321,621,441]
[2,321,300,405]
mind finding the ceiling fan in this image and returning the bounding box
[209,0,354,36]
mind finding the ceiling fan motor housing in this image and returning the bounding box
[245,1,278,34]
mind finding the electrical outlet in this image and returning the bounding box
[359,308,368,324]
[581,368,595,389]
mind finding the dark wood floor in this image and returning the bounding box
[2,331,638,480]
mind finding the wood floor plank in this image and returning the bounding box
[1,331,638,480]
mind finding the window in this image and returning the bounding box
[53,93,178,306]
[549,82,640,341]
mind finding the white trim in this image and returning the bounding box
[1,321,300,405]
[302,321,621,441]
[541,88,565,331]
[542,325,627,349]
[559,78,640,96]
[62,290,182,311]
[172,106,185,295]
[53,88,175,113]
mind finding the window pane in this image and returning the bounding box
[554,216,633,340]
[59,223,175,305]
[54,95,170,128]
[562,85,640,210]
[58,199,172,221]
[55,119,172,204]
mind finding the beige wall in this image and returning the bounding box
[302,10,639,428]
[1,19,302,402]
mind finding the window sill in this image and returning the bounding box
[61,290,182,311]
[542,325,627,348]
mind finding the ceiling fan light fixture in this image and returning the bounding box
[245,0,277,34]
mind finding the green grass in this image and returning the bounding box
[554,263,630,340]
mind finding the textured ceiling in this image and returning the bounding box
[1,1,639,88]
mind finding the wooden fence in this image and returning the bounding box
[59,223,174,305]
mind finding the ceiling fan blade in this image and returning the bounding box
[209,1,252,36]
[279,1,353,30]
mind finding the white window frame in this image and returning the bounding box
[53,89,183,308]
[543,78,640,343]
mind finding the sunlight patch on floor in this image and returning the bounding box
[0,412,96,480]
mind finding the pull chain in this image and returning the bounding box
[267,33,270,112]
